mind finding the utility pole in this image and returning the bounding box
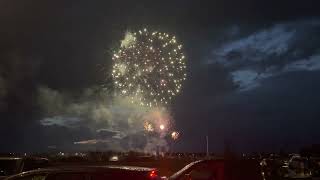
[206,135,209,157]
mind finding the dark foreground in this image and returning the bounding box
[51,158,191,177]
[1,152,320,180]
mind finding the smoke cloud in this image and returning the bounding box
[37,86,172,153]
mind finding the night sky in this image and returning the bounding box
[1,0,320,153]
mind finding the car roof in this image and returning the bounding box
[14,165,156,175]
[0,157,48,161]
[0,157,22,160]
[6,166,157,180]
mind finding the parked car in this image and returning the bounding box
[310,157,320,177]
[169,159,263,180]
[0,157,23,179]
[0,157,49,179]
[284,155,311,178]
[5,165,161,180]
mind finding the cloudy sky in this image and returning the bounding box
[1,0,320,153]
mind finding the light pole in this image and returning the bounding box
[206,135,209,157]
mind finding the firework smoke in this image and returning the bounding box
[38,86,173,153]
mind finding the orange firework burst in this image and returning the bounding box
[171,131,180,140]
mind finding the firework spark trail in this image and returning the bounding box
[112,28,187,107]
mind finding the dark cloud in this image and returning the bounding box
[208,19,320,91]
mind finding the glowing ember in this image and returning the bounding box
[171,131,180,140]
